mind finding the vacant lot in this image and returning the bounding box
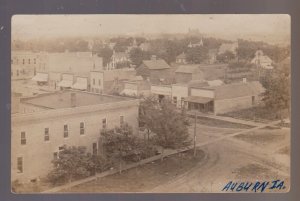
[188,116,253,129]
[221,106,289,122]
[233,127,289,149]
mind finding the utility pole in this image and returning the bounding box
[193,110,197,157]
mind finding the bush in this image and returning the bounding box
[46,146,112,185]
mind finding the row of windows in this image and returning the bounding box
[20,116,124,145]
[11,58,37,65]
[172,97,185,105]
[92,78,101,86]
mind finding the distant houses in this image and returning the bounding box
[106,51,130,70]
[175,65,204,83]
[251,50,274,70]
[188,38,204,48]
[136,55,172,84]
[175,52,187,64]
[218,41,238,55]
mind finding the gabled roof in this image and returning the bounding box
[175,65,201,74]
[142,59,170,70]
[176,52,186,59]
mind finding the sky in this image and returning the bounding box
[12,14,290,43]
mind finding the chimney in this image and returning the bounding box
[242,78,247,83]
[70,92,76,107]
[151,55,157,60]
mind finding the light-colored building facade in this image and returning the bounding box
[11,91,139,183]
[175,65,204,83]
[11,51,46,80]
[185,81,264,114]
[251,50,274,70]
[90,68,136,94]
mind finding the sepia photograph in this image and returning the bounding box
[10,14,291,193]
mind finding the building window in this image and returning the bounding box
[173,96,177,105]
[21,131,26,145]
[44,128,50,141]
[17,157,23,173]
[98,79,101,86]
[22,59,25,65]
[181,97,185,107]
[63,124,68,138]
[252,96,255,105]
[28,59,30,64]
[102,118,107,129]
[93,79,95,85]
[120,116,124,126]
[16,70,19,76]
[80,122,85,135]
[34,58,36,64]
[92,142,98,155]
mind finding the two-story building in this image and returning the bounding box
[11,91,139,183]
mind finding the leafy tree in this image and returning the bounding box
[101,123,143,173]
[216,50,236,63]
[139,96,158,141]
[140,98,191,159]
[151,100,191,150]
[262,62,290,121]
[47,146,92,184]
[186,46,209,64]
[96,47,113,66]
[129,48,151,67]
[47,145,112,185]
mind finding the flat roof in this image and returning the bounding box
[21,90,135,109]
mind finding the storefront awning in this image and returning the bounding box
[184,96,213,104]
[58,80,73,88]
[72,78,88,90]
[32,73,48,82]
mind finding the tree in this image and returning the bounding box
[139,96,158,141]
[101,123,143,173]
[140,98,191,160]
[262,64,290,121]
[151,100,191,150]
[47,146,92,184]
[97,47,113,66]
[186,46,209,64]
[129,47,150,67]
[216,50,236,63]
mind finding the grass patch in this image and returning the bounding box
[64,149,205,192]
[234,129,285,145]
[221,106,289,122]
[188,116,253,129]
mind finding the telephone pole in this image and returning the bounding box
[193,110,197,156]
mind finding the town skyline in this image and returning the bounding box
[12,14,290,45]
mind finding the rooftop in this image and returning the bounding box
[175,65,202,74]
[142,59,170,70]
[21,91,134,109]
[203,81,265,100]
